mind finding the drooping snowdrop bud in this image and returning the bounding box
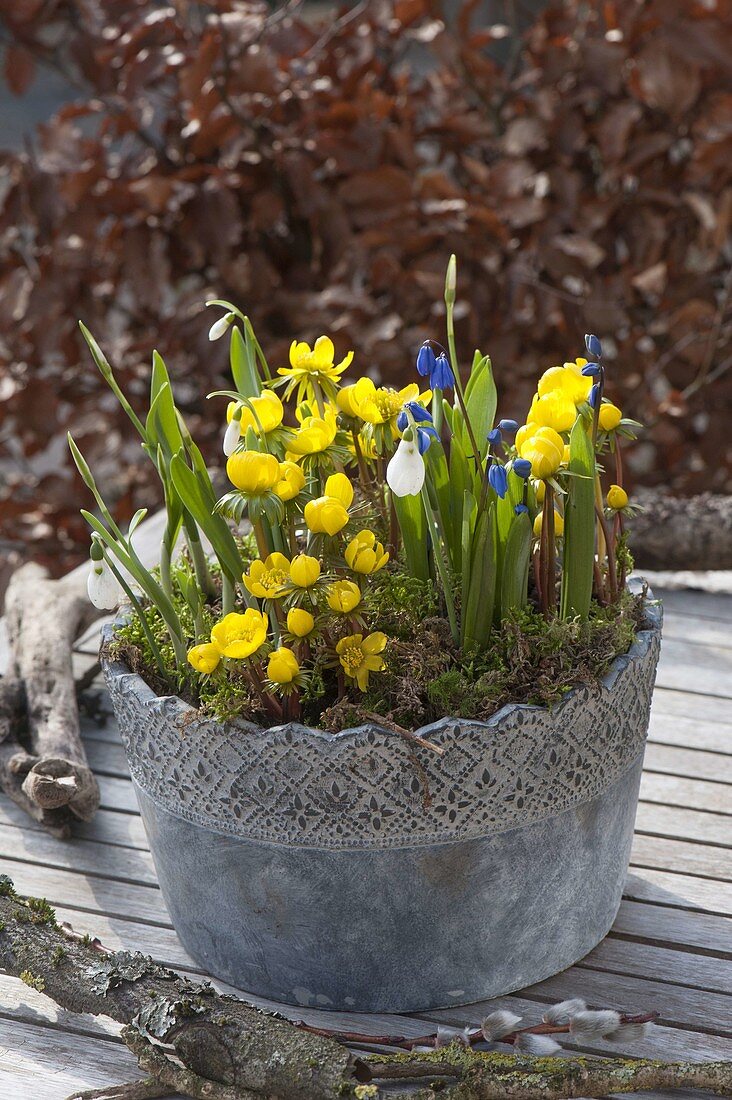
[223,416,241,457]
[569,1009,622,1041]
[515,1033,562,1055]
[481,1010,522,1042]
[543,998,587,1026]
[445,253,457,305]
[87,546,122,611]
[208,311,235,341]
[386,432,425,497]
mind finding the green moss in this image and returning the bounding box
[20,969,45,993]
[51,946,66,966]
[25,896,57,926]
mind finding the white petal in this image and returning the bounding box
[223,418,241,457]
[386,439,425,497]
[208,314,232,341]
[87,562,122,610]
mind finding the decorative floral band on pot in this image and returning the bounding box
[77,259,661,1012]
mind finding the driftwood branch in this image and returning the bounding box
[629,490,732,570]
[0,562,99,834]
[1,880,731,1100]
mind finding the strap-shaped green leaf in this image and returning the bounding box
[560,416,596,620]
[230,325,260,399]
[169,452,244,586]
[501,509,531,616]
[461,503,496,651]
[392,491,429,582]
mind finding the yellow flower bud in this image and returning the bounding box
[607,484,629,510]
[226,450,280,494]
[535,479,546,504]
[275,460,305,502]
[345,530,389,575]
[304,497,349,536]
[527,391,577,433]
[336,384,361,418]
[327,579,361,614]
[287,608,315,637]
[228,390,284,434]
[267,646,300,685]
[599,403,622,432]
[518,426,564,481]
[187,643,221,675]
[533,510,565,538]
[290,554,321,588]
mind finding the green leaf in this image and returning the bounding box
[500,510,532,616]
[448,434,471,567]
[127,509,148,538]
[461,504,496,651]
[169,452,244,586]
[423,440,455,567]
[392,491,429,582]
[147,380,183,458]
[560,417,596,621]
[230,326,260,399]
[79,322,147,440]
[460,489,476,611]
[463,354,496,460]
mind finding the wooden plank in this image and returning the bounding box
[624,869,732,916]
[635,802,732,848]
[653,589,732,623]
[639,772,732,815]
[84,737,130,777]
[631,833,732,880]
[0,858,171,926]
[655,663,732,701]
[648,711,732,754]
[579,935,732,994]
[0,973,122,1041]
[612,898,732,956]
[652,686,732,725]
[98,773,140,814]
[0,792,149,850]
[661,611,732,650]
[0,1018,180,1100]
[0,822,157,885]
[644,743,732,783]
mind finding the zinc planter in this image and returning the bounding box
[101,583,661,1014]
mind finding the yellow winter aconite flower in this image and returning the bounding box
[350,378,431,432]
[287,608,315,637]
[289,554,321,588]
[537,359,592,406]
[226,450,280,494]
[327,580,362,614]
[518,426,565,481]
[607,484,629,510]
[210,610,268,660]
[187,642,221,674]
[304,473,355,536]
[274,460,306,502]
[599,403,622,431]
[336,384,362,419]
[267,647,300,685]
[345,530,389,575]
[243,552,291,599]
[227,390,284,434]
[533,510,565,538]
[336,632,387,691]
[278,336,354,403]
[527,390,577,433]
[287,408,339,457]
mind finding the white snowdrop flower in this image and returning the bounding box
[87,559,122,610]
[481,1011,522,1041]
[543,998,587,1026]
[208,311,234,341]
[569,1009,622,1041]
[515,1033,562,1055]
[606,1021,652,1043]
[386,436,425,497]
[223,417,241,457]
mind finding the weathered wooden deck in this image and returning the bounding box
[1,570,731,1098]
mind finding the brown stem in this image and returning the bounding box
[544,485,556,616]
[360,711,445,756]
[595,502,619,602]
[532,548,542,607]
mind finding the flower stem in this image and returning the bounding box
[420,484,459,644]
[445,296,482,468]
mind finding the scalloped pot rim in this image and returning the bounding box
[102,577,662,747]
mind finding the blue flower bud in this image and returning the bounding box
[416,343,437,378]
[581,362,601,377]
[488,462,508,499]
[514,503,529,515]
[585,334,602,359]
[487,428,503,445]
[417,427,434,454]
[431,352,455,391]
[406,401,433,423]
[497,419,519,433]
[589,382,601,408]
[512,458,532,479]
[396,410,408,433]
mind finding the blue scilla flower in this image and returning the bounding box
[514,503,529,515]
[512,458,532,479]
[416,343,437,378]
[432,352,455,390]
[406,401,433,423]
[487,427,502,446]
[585,334,602,359]
[589,382,601,408]
[498,419,518,433]
[488,462,508,499]
[417,426,437,454]
[396,410,408,433]
[581,362,602,377]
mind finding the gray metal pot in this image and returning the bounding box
[101,582,661,1013]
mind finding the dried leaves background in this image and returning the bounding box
[0,0,730,583]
